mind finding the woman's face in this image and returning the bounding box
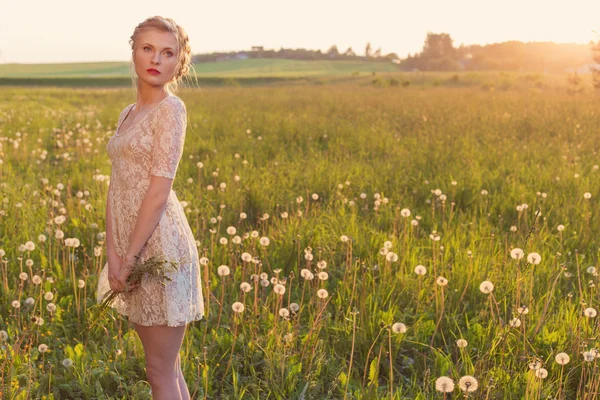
[132,28,179,87]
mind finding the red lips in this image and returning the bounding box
[146,68,161,75]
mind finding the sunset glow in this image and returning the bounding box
[3,0,600,63]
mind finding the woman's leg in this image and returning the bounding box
[176,353,191,400]
[133,322,186,400]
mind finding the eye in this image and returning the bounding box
[165,51,173,57]
[143,46,151,51]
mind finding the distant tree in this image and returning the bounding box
[567,72,584,94]
[365,42,372,58]
[344,47,356,56]
[327,45,339,58]
[592,40,600,90]
[373,47,382,57]
[422,32,456,60]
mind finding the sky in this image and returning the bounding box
[3,0,600,64]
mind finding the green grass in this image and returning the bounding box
[1,78,600,398]
[0,58,398,78]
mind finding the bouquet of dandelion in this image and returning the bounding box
[88,255,179,332]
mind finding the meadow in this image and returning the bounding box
[1,71,600,399]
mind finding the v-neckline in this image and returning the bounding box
[115,95,173,137]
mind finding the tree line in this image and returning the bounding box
[399,32,597,73]
[193,43,397,63]
[191,33,599,75]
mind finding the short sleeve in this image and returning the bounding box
[150,98,187,179]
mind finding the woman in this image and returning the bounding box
[96,16,204,400]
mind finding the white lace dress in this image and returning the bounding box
[96,95,205,327]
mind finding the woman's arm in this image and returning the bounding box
[106,180,118,258]
[123,177,172,263]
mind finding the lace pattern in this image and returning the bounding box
[96,95,204,327]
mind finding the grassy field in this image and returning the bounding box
[0,58,399,78]
[1,76,600,398]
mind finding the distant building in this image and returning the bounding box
[215,52,249,62]
[251,46,264,51]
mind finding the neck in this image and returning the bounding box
[135,83,170,107]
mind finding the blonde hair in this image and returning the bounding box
[128,16,200,95]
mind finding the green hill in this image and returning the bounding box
[0,58,398,79]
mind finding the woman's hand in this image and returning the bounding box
[108,253,140,293]
[108,252,124,293]
[116,255,141,293]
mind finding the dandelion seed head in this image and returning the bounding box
[391,322,407,334]
[414,265,427,276]
[385,251,398,262]
[587,266,597,274]
[458,375,479,392]
[232,302,245,313]
[240,282,252,293]
[217,265,231,276]
[436,276,448,287]
[274,284,286,295]
[583,351,596,362]
[479,280,494,294]
[535,368,548,379]
[435,376,454,393]
[584,307,597,318]
[517,305,529,315]
[555,352,570,365]
[279,308,290,318]
[510,248,525,260]
[527,252,542,265]
[509,317,522,328]
[199,257,210,266]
